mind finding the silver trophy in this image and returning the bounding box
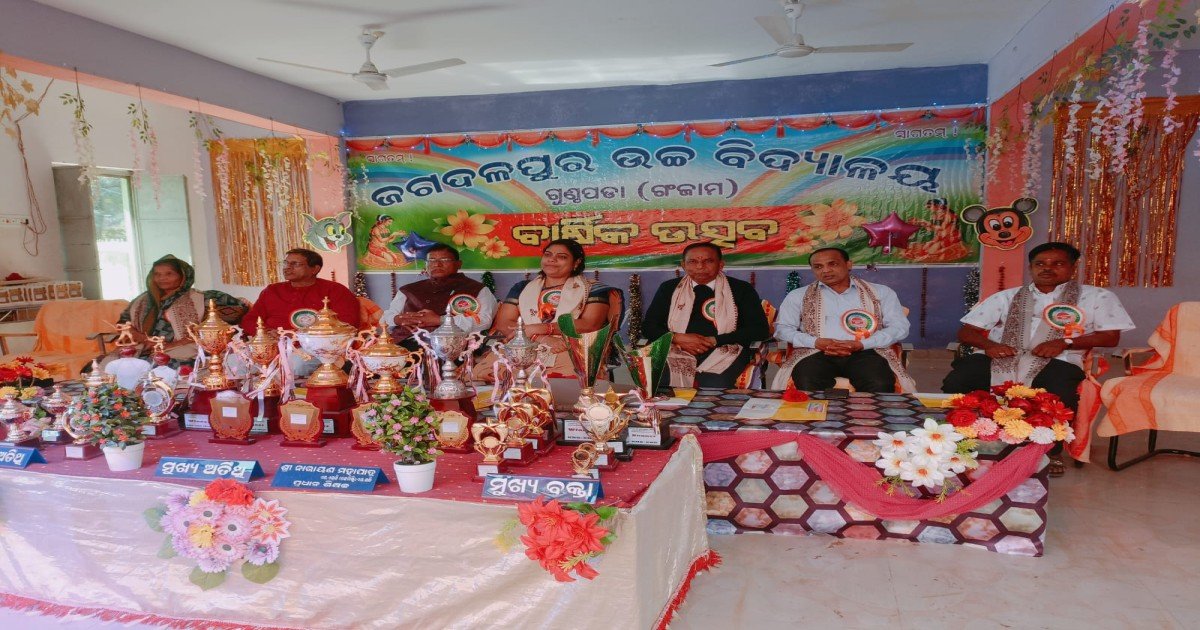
[492,318,551,400]
[413,304,487,401]
[0,392,34,446]
[39,384,73,444]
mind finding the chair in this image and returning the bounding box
[1098,302,1200,470]
[734,300,776,389]
[0,299,128,380]
[358,296,383,329]
[767,307,912,392]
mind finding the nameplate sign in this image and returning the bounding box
[560,418,590,443]
[155,457,264,482]
[0,446,46,469]
[182,413,211,430]
[481,474,602,503]
[270,463,389,492]
[251,416,269,434]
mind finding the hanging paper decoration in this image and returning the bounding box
[627,274,642,342]
[919,267,928,339]
[59,81,98,193]
[786,270,801,292]
[481,271,496,297]
[145,479,291,590]
[957,198,1036,251]
[861,213,920,254]
[302,212,354,253]
[390,271,398,298]
[396,231,439,261]
[354,271,367,297]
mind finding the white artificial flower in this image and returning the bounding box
[909,418,964,455]
[1029,426,1057,445]
[899,459,946,489]
[875,452,907,477]
[942,451,976,474]
[873,431,911,459]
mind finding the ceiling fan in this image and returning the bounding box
[712,0,912,68]
[257,30,464,91]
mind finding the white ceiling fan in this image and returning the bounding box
[257,30,465,91]
[712,0,913,68]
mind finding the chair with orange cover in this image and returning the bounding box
[357,296,383,330]
[0,299,129,380]
[1097,302,1200,470]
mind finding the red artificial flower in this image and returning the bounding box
[14,356,32,365]
[1025,412,1054,428]
[204,479,256,506]
[517,498,611,582]
[0,367,18,384]
[1008,398,1034,413]
[990,381,1020,396]
[1039,399,1075,422]
[978,398,1002,417]
[945,408,979,428]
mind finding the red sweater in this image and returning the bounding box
[241,278,361,334]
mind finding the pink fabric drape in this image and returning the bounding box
[695,432,1050,521]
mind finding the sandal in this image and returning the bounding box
[1048,457,1065,478]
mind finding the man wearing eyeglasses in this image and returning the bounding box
[381,244,496,347]
[241,248,362,335]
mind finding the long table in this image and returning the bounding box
[0,428,710,628]
[666,389,1050,557]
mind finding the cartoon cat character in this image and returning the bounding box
[302,212,353,252]
[958,198,1036,251]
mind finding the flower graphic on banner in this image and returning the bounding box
[799,199,866,241]
[479,236,511,259]
[146,479,291,590]
[784,230,821,256]
[437,209,496,248]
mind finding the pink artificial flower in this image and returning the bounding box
[218,514,254,543]
[195,553,232,574]
[244,541,280,566]
[252,517,291,546]
[248,498,288,523]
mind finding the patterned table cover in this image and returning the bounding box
[666,389,1050,556]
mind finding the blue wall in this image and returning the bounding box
[346,64,989,349]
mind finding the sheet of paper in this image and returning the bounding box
[736,398,782,419]
[774,400,829,422]
[658,388,697,409]
[915,392,957,408]
[472,386,494,411]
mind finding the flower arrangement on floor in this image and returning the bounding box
[873,418,979,497]
[359,386,443,492]
[67,383,145,449]
[145,479,291,590]
[945,382,1075,446]
[496,498,618,582]
[0,355,52,400]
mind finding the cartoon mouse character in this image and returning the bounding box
[958,198,1037,251]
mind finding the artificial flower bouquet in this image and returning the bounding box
[358,386,442,464]
[0,355,53,400]
[945,382,1075,446]
[497,498,618,582]
[67,383,146,449]
[145,478,291,589]
[873,418,980,496]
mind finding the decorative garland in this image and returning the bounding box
[627,274,642,342]
[958,268,981,358]
[481,271,496,297]
[58,73,97,193]
[144,479,290,590]
[127,88,160,208]
[0,61,51,255]
[785,270,801,292]
[188,110,223,202]
[919,266,928,339]
[354,271,367,297]
[390,271,398,298]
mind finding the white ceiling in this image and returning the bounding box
[34,0,1050,102]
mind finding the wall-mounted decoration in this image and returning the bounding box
[958,198,1036,252]
[302,211,353,253]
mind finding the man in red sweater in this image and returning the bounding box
[242,248,361,334]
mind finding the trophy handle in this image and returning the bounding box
[186,321,201,345]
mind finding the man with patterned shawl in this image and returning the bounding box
[772,247,914,392]
[942,242,1134,475]
[643,242,769,388]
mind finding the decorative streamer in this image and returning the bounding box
[958,268,981,358]
[997,265,1006,293]
[785,270,801,292]
[390,271,398,298]
[481,271,496,297]
[627,274,642,343]
[749,271,756,288]
[919,267,928,339]
[353,272,367,297]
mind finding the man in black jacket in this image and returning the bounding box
[643,242,770,388]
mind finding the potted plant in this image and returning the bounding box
[359,387,442,493]
[68,383,148,471]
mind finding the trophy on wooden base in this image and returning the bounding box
[138,370,182,439]
[0,392,39,448]
[496,400,538,467]
[349,403,381,451]
[558,315,616,416]
[356,324,422,400]
[414,306,486,445]
[209,392,256,445]
[278,400,327,448]
[283,298,358,438]
[38,384,73,445]
[571,442,601,479]
[63,364,111,460]
[472,420,510,480]
[434,410,471,453]
[235,318,283,434]
[184,299,239,430]
[494,318,557,453]
[577,388,632,471]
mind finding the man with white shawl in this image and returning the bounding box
[772,247,915,392]
[643,243,770,388]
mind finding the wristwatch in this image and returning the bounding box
[1063,337,1074,347]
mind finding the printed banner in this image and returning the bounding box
[350,108,985,270]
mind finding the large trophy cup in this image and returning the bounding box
[281,298,358,438]
[138,370,181,439]
[576,388,632,471]
[184,299,238,430]
[38,384,73,445]
[236,318,283,434]
[494,318,556,454]
[0,392,39,448]
[413,305,486,445]
[618,333,676,450]
[356,324,422,398]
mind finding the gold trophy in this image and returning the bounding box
[357,324,422,398]
[495,400,537,466]
[185,299,238,428]
[577,388,632,471]
[472,420,510,480]
[571,442,600,478]
[280,297,358,438]
[137,370,181,439]
[236,318,283,434]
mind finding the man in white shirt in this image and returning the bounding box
[772,247,914,392]
[381,244,497,349]
[943,242,1134,472]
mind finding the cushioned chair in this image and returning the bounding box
[0,299,128,380]
[768,307,912,392]
[357,296,383,330]
[733,299,776,389]
[1098,302,1200,470]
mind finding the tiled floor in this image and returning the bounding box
[3,352,1197,629]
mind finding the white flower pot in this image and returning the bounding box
[102,442,145,472]
[393,460,436,493]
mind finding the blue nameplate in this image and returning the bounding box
[482,474,602,503]
[0,446,46,469]
[155,457,264,482]
[270,463,390,492]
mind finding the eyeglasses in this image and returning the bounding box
[281,262,308,269]
[426,258,457,264]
